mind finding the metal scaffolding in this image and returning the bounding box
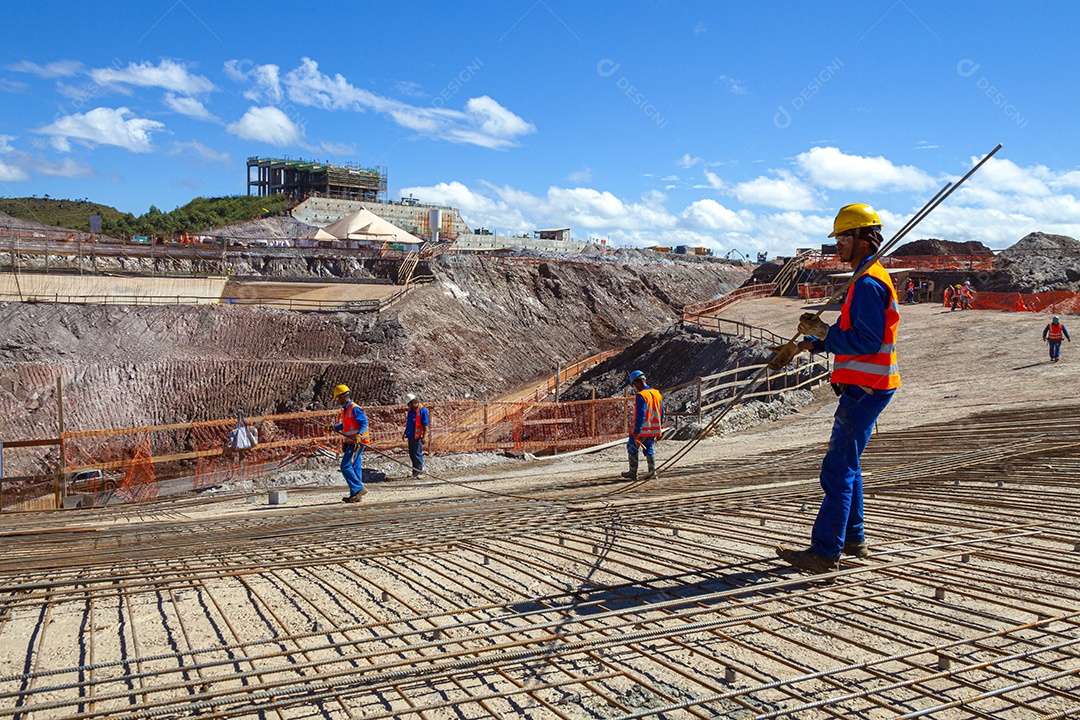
[247,156,387,202]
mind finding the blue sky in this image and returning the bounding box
[2,1,1079,255]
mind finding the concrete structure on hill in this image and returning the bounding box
[247,157,387,202]
[291,197,588,253]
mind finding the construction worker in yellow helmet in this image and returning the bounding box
[772,202,900,575]
[328,383,371,503]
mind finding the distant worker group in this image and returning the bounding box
[945,281,975,311]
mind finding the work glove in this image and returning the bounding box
[766,341,800,371]
[798,313,830,340]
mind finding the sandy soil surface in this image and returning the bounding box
[179,296,1074,517]
[2,297,1078,719]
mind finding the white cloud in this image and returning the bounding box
[35,156,94,177]
[568,166,592,182]
[966,157,1050,196]
[733,170,817,210]
[401,181,531,233]
[226,106,303,146]
[6,59,83,77]
[168,140,230,165]
[680,199,749,231]
[717,75,746,94]
[703,169,725,190]
[0,135,30,181]
[677,153,702,168]
[318,140,357,156]
[35,107,164,152]
[0,78,28,93]
[89,59,216,94]
[164,93,219,122]
[282,57,534,149]
[224,60,283,103]
[796,146,935,192]
[693,21,707,35]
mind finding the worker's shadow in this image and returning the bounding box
[515,560,777,618]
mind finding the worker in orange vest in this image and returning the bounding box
[1043,315,1071,362]
[621,370,664,481]
[329,384,371,502]
[768,203,900,575]
[402,393,429,476]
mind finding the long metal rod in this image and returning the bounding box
[654,143,1002,476]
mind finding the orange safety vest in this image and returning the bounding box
[340,401,371,445]
[413,405,426,435]
[1048,323,1065,341]
[831,262,901,391]
[635,388,664,438]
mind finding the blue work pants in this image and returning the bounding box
[1049,340,1062,360]
[810,386,894,558]
[408,438,424,473]
[627,436,657,456]
[340,443,365,493]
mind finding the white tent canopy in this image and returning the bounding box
[320,209,423,245]
[304,227,337,240]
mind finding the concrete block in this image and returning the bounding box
[268,490,288,505]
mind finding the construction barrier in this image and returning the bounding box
[683,283,777,321]
[804,254,995,272]
[944,289,1080,314]
[798,282,840,301]
[1,359,828,511]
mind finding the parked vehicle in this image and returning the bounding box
[69,469,121,493]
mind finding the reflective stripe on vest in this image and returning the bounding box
[1048,324,1065,341]
[831,261,901,390]
[341,401,371,445]
[635,388,664,438]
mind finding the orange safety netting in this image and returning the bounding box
[943,289,1080,314]
[50,396,638,506]
[805,255,995,272]
[683,283,777,321]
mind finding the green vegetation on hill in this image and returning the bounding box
[0,195,291,236]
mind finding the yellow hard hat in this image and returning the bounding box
[829,203,882,238]
[333,383,350,398]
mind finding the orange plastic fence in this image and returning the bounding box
[683,283,777,320]
[944,289,1080,314]
[43,396,637,507]
[805,255,995,272]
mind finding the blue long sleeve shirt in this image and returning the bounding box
[807,257,891,357]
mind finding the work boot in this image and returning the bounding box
[843,540,869,558]
[776,546,840,574]
[343,488,368,503]
[620,454,639,480]
[641,455,656,479]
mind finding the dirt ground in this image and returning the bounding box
[179,296,1075,515]
[2,296,1078,719]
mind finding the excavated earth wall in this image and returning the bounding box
[0,253,749,471]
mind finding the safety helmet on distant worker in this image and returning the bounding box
[629,370,645,383]
[829,203,882,238]
[1053,315,1061,323]
[333,384,351,398]
[404,393,417,404]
